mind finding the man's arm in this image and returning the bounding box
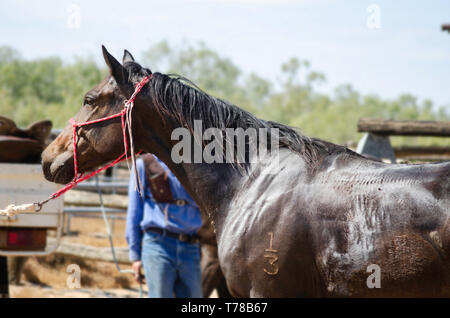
[125,159,145,262]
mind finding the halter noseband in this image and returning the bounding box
[36,75,151,210]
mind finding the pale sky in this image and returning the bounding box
[1,0,450,108]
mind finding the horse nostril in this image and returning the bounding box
[41,146,58,181]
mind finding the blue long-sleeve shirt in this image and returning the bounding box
[125,156,202,261]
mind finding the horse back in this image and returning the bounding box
[310,155,450,296]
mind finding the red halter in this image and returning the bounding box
[36,75,151,210]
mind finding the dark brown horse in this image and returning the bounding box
[42,47,450,297]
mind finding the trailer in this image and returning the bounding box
[0,163,63,297]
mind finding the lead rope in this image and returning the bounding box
[95,175,143,298]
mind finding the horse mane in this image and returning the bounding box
[148,72,340,165]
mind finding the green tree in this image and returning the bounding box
[0,43,448,147]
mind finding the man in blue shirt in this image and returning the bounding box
[126,154,203,298]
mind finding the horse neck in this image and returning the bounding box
[134,102,242,217]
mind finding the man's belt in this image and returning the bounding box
[144,196,190,206]
[144,227,200,244]
[167,199,189,206]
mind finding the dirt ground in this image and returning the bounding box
[10,282,144,298]
[9,215,218,298]
[9,215,144,298]
[62,212,128,247]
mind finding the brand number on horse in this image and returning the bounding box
[264,232,279,276]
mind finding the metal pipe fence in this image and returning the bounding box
[62,165,129,234]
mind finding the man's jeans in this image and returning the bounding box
[141,230,203,298]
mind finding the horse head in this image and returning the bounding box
[42,46,154,184]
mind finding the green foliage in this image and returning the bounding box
[0,42,449,146]
[0,46,106,127]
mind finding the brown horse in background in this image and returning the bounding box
[42,47,450,297]
[0,116,52,163]
[197,220,231,298]
[0,116,52,285]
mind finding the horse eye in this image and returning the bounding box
[83,96,94,105]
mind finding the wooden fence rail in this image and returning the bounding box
[358,118,450,137]
[47,238,130,264]
[356,118,450,163]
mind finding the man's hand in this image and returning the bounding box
[132,260,144,283]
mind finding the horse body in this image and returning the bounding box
[41,47,450,297]
[218,149,323,297]
[218,146,450,297]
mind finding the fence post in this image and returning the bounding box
[66,213,72,234]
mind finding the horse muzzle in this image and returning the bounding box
[41,150,75,184]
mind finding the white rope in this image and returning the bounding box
[123,100,143,197]
[126,102,143,196]
[0,203,37,217]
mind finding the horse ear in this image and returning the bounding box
[26,120,53,144]
[102,45,129,86]
[123,49,135,64]
[0,116,17,135]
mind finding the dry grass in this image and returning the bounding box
[10,283,142,298]
[22,254,137,290]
